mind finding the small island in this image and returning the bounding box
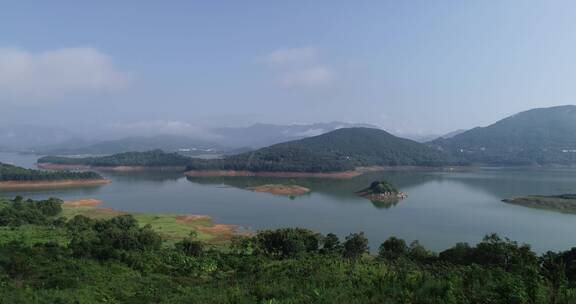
[503,194,576,214]
[247,184,311,196]
[356,180,407,202]
[0,162,109,189]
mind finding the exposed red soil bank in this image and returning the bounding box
[247,184,311,195]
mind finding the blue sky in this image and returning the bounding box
[1,1,575,136]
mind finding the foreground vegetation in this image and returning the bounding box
[3,197,576,303]
[0,162,103,182]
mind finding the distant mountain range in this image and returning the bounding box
[0,125,77,151]
[30,122,382,156]
[31,135,230,156]
[212,122,381,148]
[430,105,576,165]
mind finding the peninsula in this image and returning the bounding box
[0,162,109,189]
[503,194,576,214]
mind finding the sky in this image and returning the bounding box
[1,1,576,137]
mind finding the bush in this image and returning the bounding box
[378,236,408,260]
[342,232,368,259]
[254,228,321,258]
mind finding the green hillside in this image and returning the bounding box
[188,127,449,172]
[40,128,448,173]
[430,105,576,165]
[38,150,192,167]
[0,163,103,181]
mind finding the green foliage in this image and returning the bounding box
[5,196,576,302]
[68,215,162,259]
[321,233,342,254]
[367,180,399,194]
[0,198,63,226]
[254,228,321,258]
[379,236,408,260]
[175,232,204,257]
[38,149,191,167]
[0,162,102,181]
[342,232,369,259]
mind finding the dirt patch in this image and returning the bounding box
[248,184,311,195]
[196,224,240,241]
[175,215,211,222]
[63,199,103,207]
[0,179,110,189]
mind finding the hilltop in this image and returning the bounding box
[430,105,576,165]
[187,127,448,173]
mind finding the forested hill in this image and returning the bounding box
[430,105,576,165]
[39,129,449,173]
[0,163,103,181]
[38,150,192,167]
[188,127,449,172]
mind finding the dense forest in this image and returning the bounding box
[0,163,103,182]
[190,127,450,172]
[2,196,576,303]
[39,150,192,167]
[430,105,576,165]
[40,128,451,173]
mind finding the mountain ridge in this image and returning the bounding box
[430,105,576,165]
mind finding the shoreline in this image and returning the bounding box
[0,179,111,189]
[61,198,246,242]
[185,169,363,178]
[39,162,477,178]
[38,163,187,172]
[185,166,474,178]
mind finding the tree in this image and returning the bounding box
[254,228,321,258]
[321,233,342,254]
[342,232,368,259]
[378,237,408,260]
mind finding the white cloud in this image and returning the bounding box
[260,47,335,88]
[280,66,333,88]
[260,47,317,66]
[0,47,129,102]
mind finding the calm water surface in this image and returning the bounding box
[2,151,576,253]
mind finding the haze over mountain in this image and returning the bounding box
[430,105,576,165]
[28,122,381,155]
[32,135,229,156]
[0,125,77,151]
[212,122,380,148]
